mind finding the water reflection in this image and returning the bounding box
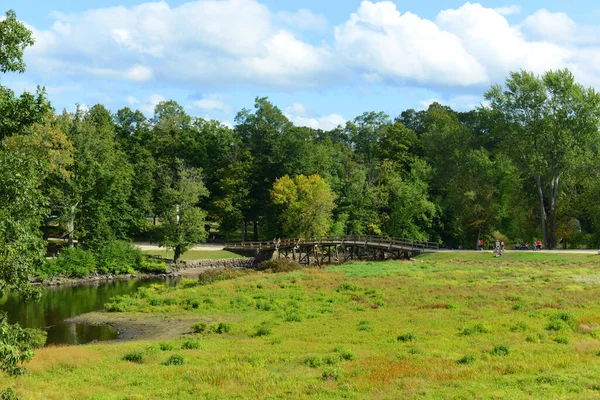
[0,277,174,345]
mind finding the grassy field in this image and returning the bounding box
[4,251,600,399]
[142,249,243,260]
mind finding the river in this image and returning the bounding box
[0,277,174,346]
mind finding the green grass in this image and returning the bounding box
[5,252,600,398]
[142,250,243,260]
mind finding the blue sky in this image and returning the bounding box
[4,0,600,129]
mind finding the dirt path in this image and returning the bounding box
[134,242,225,251]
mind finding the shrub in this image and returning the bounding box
[104,295,140,312]
[192,322,209,333]
[554,335,570,344]
[510,322,528,332]
[336,282,361,292]
[254,323,272,337]
[163,354,185,366]
[547,312,576,331]
[138,256,168,273]
[1,389,19,400]
[122,352,144,364]
[181,340,201,350]
[284,313,302,322]
[358,321,373,332]
[397,333,417,342]
[526,333,544,343]
[304,355,323,368]
[198,268,245,285]
[334,346,356,361]
[322,367,343,381]
[457,355,476,365]
[212,322,232,334]
[256,259,302,273]
[55,247,96,278]
[159,342,174,351]
[96,241,143,275]
[460,322,492,336]
[491,344,510,356]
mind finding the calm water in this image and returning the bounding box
[0,277,174,346]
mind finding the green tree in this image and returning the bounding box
[271,174,336,238]
[485,69,600,248]
[159,164,209,262]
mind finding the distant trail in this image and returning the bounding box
[439,249,599,255]
[134,242,225,251]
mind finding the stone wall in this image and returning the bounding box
[172,257,255,270]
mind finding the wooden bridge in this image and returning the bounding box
[224,235,439,266]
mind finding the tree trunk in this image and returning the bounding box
[546,174,560,249]
[67,204,76,248]
[174,245,182,263]
[242,221,247,242]
[253,221,258,241]
[534,175,548,248]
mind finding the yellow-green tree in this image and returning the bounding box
[271,174,336,238]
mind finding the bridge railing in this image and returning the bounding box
[224,235,439,251]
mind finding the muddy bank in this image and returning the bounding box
[67,312,201,342]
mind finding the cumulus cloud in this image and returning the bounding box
[190,96,231,113]
[495,5,521,16]
[26,0,334,89]
[285,103,345,131]
[17,0,600,111]
[334,1,488,86]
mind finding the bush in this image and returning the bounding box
[55,247,96,278]
[198,268,245,285]
[192,322,209,333]
[159,342,174,351]
[510,322,528,332]
[457,355,476,365]
[96,241,143,275]
[336,282,361,292]
[547,312,576,331]
[104,296,140,312]
[304,355,323,368]
[212,322,232,334]
[256,259,302,273]
[397,333,417,342]
[554,335,570,344]
[460,322,492,336]
[122,352,144,364]
[358,321,373,332]
[181,340,201,350]
[322,367,343,381]
[254,323,272,337]
[138,256,168,273]
[491,344,510,356]
[163,354,185,366]
[334,346,356,361]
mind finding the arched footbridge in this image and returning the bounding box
[224,235,439,266]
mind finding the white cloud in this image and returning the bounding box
[277,9,328,31]
[419,95,485,111]
[134,94,166,116]
[494,5,521,16]
[285,103,345,130]
[334,1,488,86]
[124,65,153,81]
[191,97,231,113]
[26,0,334,89]
[127,96,139,105]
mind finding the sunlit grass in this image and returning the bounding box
[4,252,600,398]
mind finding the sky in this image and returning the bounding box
[4,0,600,130]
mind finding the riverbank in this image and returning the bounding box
[33,257,254,287]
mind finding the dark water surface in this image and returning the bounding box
[0,277,173,346]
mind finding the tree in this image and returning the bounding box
[271,174,336,238]
[485,69,600,248]
[159,164,209,262]
[0,9,49,378]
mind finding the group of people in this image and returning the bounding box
[477,239,543,252]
